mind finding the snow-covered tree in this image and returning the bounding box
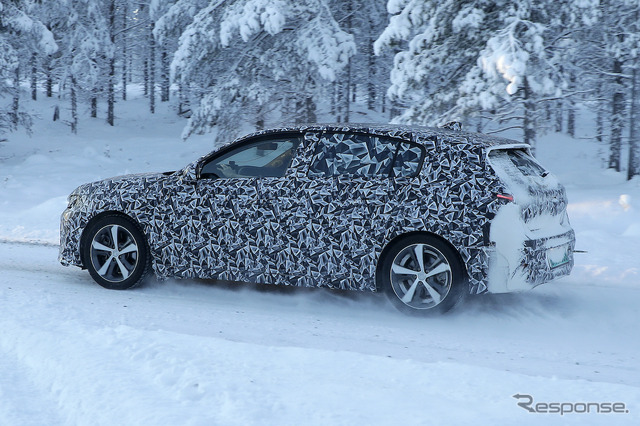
[65,1,113,124]
[376,0,599,149]
[329,0,390,121]
[170,0,355,140]
[374,1,492,126]
[29,0,77,99]
[0,0,57,134]
[600,0,640,178]
[567,0,640,179]
[456,1,574,148]
[154,0,209,116]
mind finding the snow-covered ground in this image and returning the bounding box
[1,93,639,424]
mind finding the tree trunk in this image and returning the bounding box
[523,77,536,152]
[294,94,316,124]
[46,62,53,98]
[306,95,316,123]
[12,67,19,127]
[567,108,575,138]
[161,48,169,102]
[342,70,350,122]
[330,82,336,116]
[609,59,624,171]
[367,32,376,111]
[256,107,264,129]
[143,59,149,96]
[178,80,187,116]
[567,102,575,138]
[107,0,116,126]
[628,65,639,180]
[555,104,562,133]
[566,75,576,137]
[30,53,37,101]
[340,1,352,122]
[294,99,303,124]
[335,81,341,122]
[71,76,78,134]
[107,58,115,126]
[149,22,156,114]
[91,96,97,118]
[596,106,604,144]
[367,49,377,111]
[122,1,128,101]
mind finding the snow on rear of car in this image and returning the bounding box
[486,145,575,292]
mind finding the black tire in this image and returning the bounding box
[377,234,467,315]
[81,214,150,290]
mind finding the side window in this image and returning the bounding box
[309,132,424,178]
[200,137,300,178]
[309,133,396,177]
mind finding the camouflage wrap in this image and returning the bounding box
[59,124,574,294]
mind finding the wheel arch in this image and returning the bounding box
[79,210,147,269]
[375,231,468,291]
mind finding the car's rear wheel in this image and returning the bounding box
[378,235,467,315]
[82,214,150,290]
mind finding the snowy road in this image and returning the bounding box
[1,241,638,425]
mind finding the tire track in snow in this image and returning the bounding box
[1,242,640,394]
[0,238,59,247]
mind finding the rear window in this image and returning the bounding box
[489,149,547,177]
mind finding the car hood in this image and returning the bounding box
[70,172,172,198]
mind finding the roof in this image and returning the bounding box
[234,123,526,149]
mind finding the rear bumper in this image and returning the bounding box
[486,228,575,293]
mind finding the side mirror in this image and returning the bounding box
[181,162,198,183]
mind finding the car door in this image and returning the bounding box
[255,132,329,286]
[298,131,426,290]
[168,134,301,282]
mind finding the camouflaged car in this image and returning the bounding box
[59,124,575,314]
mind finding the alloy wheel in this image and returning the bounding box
[90,224,139,283]
[390,243,452,309]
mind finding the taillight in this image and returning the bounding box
[496,193,514,202]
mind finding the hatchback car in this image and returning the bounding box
[59,124,575,314]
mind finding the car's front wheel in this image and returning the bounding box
[82,214,150,290]
[378,235,467,315]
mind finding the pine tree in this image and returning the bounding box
[624,2,640,180]
[329,0,390,121]
[374,1,492,126]
[168,0,355,140]
[376,0,597,150]
[457,3,564,149]
[574,0,640,177]
[0,0,57,135]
